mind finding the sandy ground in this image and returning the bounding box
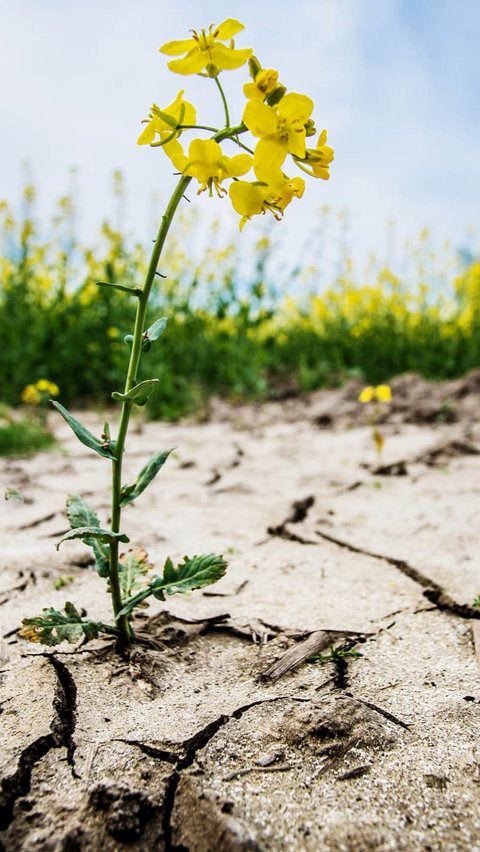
[1,374,480,851]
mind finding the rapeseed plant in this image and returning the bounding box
[19,17,333,650]
[358,384,393,463]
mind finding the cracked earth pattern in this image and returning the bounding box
[1,376,480,850]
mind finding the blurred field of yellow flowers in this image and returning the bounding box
[1,178,478,421]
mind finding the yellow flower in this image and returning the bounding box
[21,384,41,405]
[137,91,196,146]
[170,138,252,196]
[160,19,252,77]
[358,385,392,404]
[243,93,314,183]
[297,130,334,179]
[35,379,60,396]
[229,175,305,230]
[243,68,279,100]
[375,384,392,402]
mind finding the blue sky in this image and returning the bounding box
[1,0,479,275]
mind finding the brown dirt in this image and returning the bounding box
[1,373,480,851]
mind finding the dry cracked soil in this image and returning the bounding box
[1,372,480,851]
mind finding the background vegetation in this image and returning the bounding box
[1,178,479,421]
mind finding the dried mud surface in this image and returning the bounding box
[1,373,480,851]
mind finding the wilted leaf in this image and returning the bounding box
[112,379,160,406]
[118,547,153,599]
[120,448,174,507]
[56,526,129,551]
[117,553,228,617]
[19,602,104,646]
[51,401,116,460]
[65,494,109,576]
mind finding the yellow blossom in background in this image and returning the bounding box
[243,68,279,100]
[21,380,59,405]
[358,385,392,404]
[170,138,252,196]
[243,93,314,183]
[21,384,41,405]
[160,19,252,76]
[36,380,60,396]
[137,91,196,146]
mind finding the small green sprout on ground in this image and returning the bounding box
[472,595,480,608]
[307,646,363,665]
[19,17,333,651]
[358,384,393,464]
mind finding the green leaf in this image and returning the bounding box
[65,494,109,577]
[19,602,106,646]
[145,317,167,342]
[56,526,129,551]
[120,448,174,507]
[96,281,142,296]
[118,547,152,599]
[111,379,160,406]
[117,552,228,618]
[152,553,228,601]
[51,401,116,460]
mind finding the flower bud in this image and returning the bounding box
[304,119,316,137]
[266,84,286,107]
[248,55,262,80]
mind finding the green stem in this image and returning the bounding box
[107,123,247,649]
[108,173,192,648]
[214,77,230,127]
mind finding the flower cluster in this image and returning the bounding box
[21,379,60,406]
[358,385,392,404]
[138,18,333,229]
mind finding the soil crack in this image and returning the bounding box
[48,656,78,774]
[160,695,310,850]
[267,496,317,544]
[0,657,78,830]
[316,528,480,620]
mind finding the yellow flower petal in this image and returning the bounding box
[358,386,374,403]
[243,100,278,138]
[229,181,267,217]
[160,38,197,56]
[375,385,392,402]
[253,137,286,183]
[210,43,253,71]
[215,18,245,39]
[167,50,207,75]
[163,138,186,166]
[137,123,156,146]
[225,153,252,178]
[278,92,313,123]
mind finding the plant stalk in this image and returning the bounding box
[107,122,247,648]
